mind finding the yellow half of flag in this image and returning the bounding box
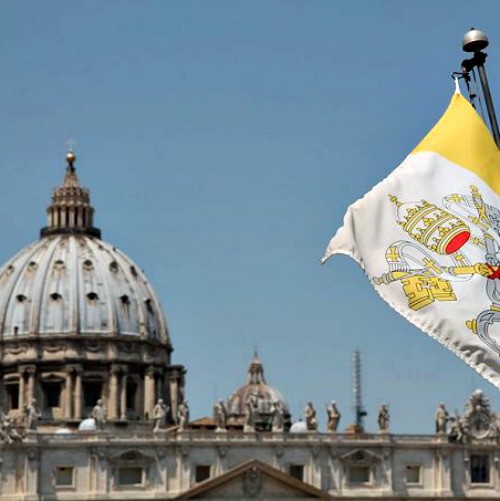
[413,93,500,194]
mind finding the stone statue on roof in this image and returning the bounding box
[270,401,284,432]
[92,399,107,431]
[178,401,190,431]
[304,402,318,431]
[153,399,169,432]
[244,393,260,432]
[25,399,42,431]
[378,404,389,433]
[214,400,227,432]
[435,403,449,434]
[326,401,341,433]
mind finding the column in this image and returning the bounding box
[26,366,36,404]
[65,370,73,419]
[120,373,128,420]
[108,367,119,419]
[169,372,179,424]
[144,367,155,419]
[19,371,25,411]
[76,207,83,228]
[74,369,82,419]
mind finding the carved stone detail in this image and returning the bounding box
[242,466,263,497]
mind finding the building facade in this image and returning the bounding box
[0,152,499,500]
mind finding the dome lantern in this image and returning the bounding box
[247,350,266,385]
[40,149,101,239]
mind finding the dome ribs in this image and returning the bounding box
[0,243,41,338]
[0,236,169,344]
[29,237,62,336]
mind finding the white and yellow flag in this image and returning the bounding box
[322,89,500,387]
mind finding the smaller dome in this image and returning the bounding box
[290,420,308,433]
[226,352,291,430]
[78,418,97,432]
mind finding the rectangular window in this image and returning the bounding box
[43,382,62,408]
[289,464,304,481]
[6,383,19,410]
[471,454,490,484]
[55,466,74,487]
[195,465,211,483]
[349,466,370,484]
[406,465,420,484]
[118,466,143,487]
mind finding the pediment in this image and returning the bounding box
[339,448,382,464]
[108,448,154,464]
[174,459,332,499]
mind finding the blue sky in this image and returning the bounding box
[2,1,500,432]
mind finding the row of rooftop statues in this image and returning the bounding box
[2,390,500,442]
[0,397,191,441]
[213,397,391,433]
[151,399,190,432]
[213,398,289,433]
[64,390,500,440]
[90,398,191,433]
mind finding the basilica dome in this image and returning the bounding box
[0,235,168,342]
[0,153,169,344]
[0,151,184,426]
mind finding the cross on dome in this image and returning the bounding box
[247,350,266,385]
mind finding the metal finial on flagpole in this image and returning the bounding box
[462,28,500,148]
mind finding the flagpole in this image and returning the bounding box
[462,29,500,148]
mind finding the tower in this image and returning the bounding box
[352,350,367,433]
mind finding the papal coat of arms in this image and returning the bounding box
[242,466,263,497]
[464,390,495,439]
[374,185,500,354]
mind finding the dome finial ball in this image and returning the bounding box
[66,150,76,166]
[463,28,489,53]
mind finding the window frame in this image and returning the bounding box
[54,465,75,489]
[288,464,305,482]
[194,464,212,483]
[115,466,145,490]
[348,465,372,485]
[109,450,154,491]
[469,453,491,486]
[405,464,422,486]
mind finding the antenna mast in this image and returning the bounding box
[352,350,367,432]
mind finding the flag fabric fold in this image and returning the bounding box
[323,90,500,388]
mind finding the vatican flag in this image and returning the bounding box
[322,89,500,387]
